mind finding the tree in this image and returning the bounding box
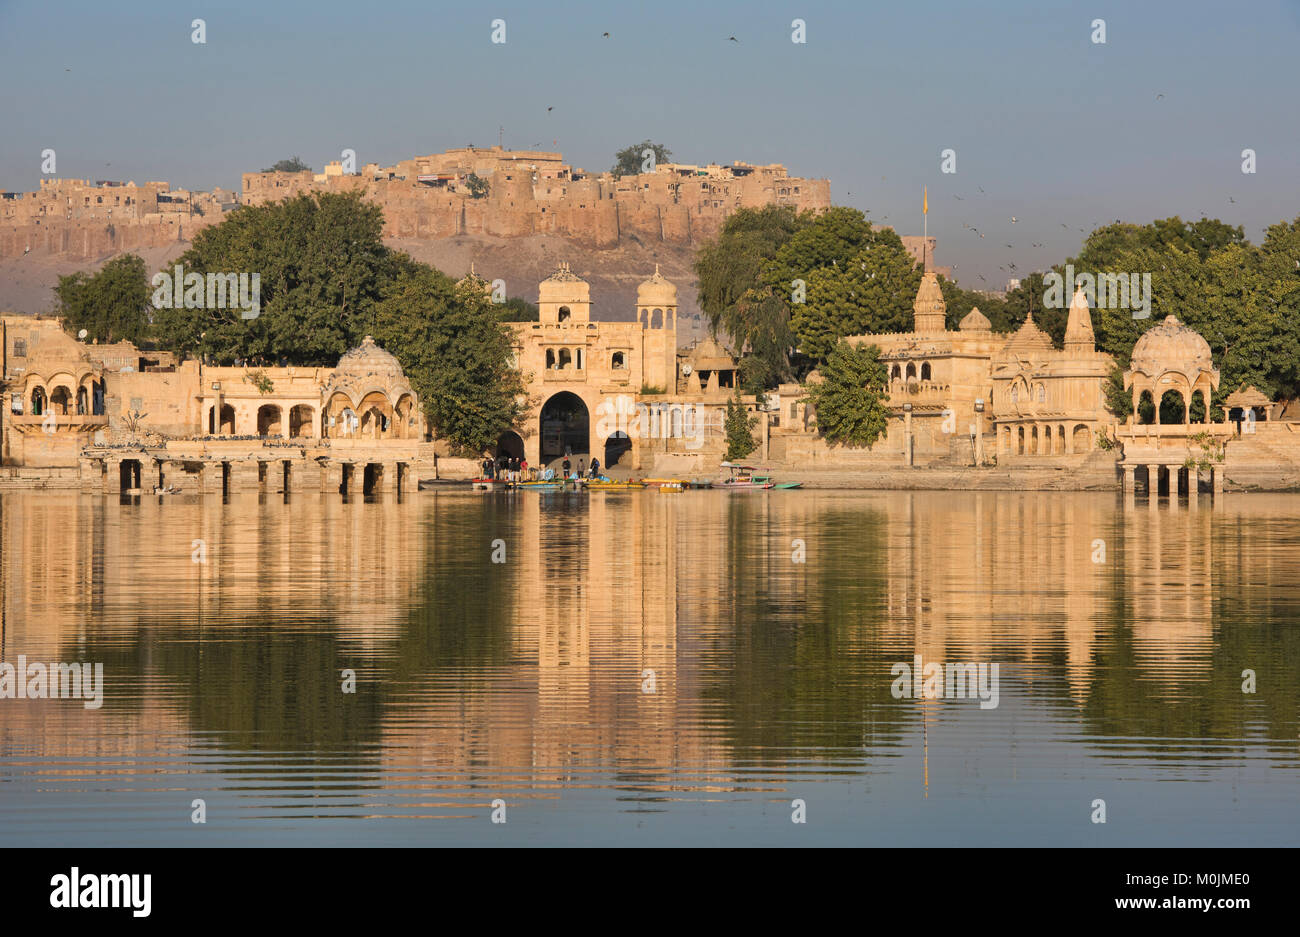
[54,253,151,345]
[805,341,889,448]
[152,192,404,365]
[612,141,672,177]
[370,269,527,454]
[466,173,490,199]
[493,297,539,322]
[792,237,921,363]
[262,156,311,173]
[724,391,757,461]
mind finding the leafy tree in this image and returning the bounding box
[262,156,311,173]
[792,236,921,362]
[493,297,538,322]
[731,285,794,395]
[1103,364,1134,420]
[762,205,878,290]
[152,192,405,365]
[806,341,889,447]
[696,205,808,383]
[612,141,672,177]
[371,270,526,454]
[724,391,757,461]
[54,253,151,345]
[466,173,490,199]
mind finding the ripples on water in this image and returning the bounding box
[0,489,1296,846]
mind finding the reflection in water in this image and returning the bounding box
[1,490,1297,846]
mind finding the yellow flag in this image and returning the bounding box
[923,186,928,215]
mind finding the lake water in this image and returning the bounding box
[1,488,1296,846]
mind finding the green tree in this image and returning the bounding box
[724,391,757,461]
[371,269,526,453]
[612,141,672,177]
[806,341,889,447]
[493,296,539,322]
[54,253,151,345]
[262,156,311,173]
[465,173,490,199]
[152,192,404,364]
[793,238,921,362]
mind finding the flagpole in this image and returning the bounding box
[922,186,928,272]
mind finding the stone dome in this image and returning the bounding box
[959,307,991,332]
[637,265,678,307]
[335,335,404,378]
[1129,315,1214,377]
[1000,312,1053,354]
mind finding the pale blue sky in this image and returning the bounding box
[1,0,1296,285]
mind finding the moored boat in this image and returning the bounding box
[710,462,801,489]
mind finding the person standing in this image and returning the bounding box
[521,457,529,481]
[589,457,600,479]
[562,456,571,478]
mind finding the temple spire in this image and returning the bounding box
[912,271,946,334]
[1064,285,1095,353]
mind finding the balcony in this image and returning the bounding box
[9,412,109,432]
[543,368,587,382]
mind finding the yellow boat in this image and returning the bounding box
[587,479,646,490]
[641,477,689,488]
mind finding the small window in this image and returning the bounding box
[10,394,22,414]
[12,339,26,357]
[130,397,143,411]
[612,351,626,369]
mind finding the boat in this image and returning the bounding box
[471,478,507,490]
[711,463,775,489]
[641,477,690,489]
[587,477,646,490]
[516,480,562,491]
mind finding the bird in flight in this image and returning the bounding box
[978,274,987,282]
[547,106,553,111]
[1010,217,1017,223]
[1155,93,1165,100]
[602,32,610,38]
[728,36,739,42]
[1005,244,1013,249]
[978,186,985,193]
[1229,196,1235,203]
[954,195,964,200]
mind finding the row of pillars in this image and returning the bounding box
[81,457,409,496]
[1121,462,1224,504]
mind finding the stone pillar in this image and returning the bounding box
[1147,464,1160,506]
[79,457,101,489]
[229,460,260,492]
[904,410,913,467]
[265,459,286,493]
[104,457,122,493]
[320,461,343,493]
[200,462,224,493]
[1122,464,1135,494]
[1188,468,1199,506]
[151,459,166,491]
[1212,464,1224,497]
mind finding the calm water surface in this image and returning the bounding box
[0,489,1296,846]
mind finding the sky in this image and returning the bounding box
[1,0,1297,287]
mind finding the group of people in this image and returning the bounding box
[480,453,603,482]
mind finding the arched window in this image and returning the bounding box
[558,348,572,368]
[1036,384,1045,402]
[558,306,571,322]
[905,363,916,380]
[612,351,626,370]
[890,364,901,380]
[920,362,932,381]
[546,349,556,368]
[1009,385,1019,404]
